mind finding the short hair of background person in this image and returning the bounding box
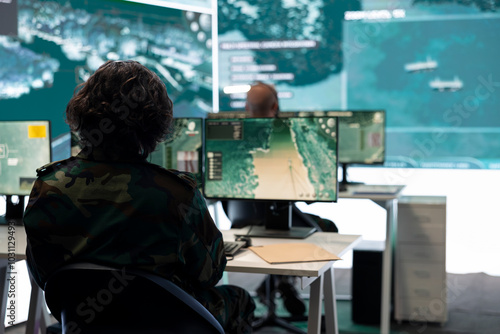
[245,81,279,118]
[65,60,173,159]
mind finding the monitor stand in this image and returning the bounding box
[242,202,316,239]
[0,195,25,225]
[339,163,364,192]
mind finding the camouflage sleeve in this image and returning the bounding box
[24,178,75,289]
[176,186,227,290]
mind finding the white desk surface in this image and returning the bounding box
[2,226,361,278]
[339,184,405,201]
[222,229,362,278]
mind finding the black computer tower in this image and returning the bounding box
[351,242,384,325]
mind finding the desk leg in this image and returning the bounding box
[323,265,338,334]
[25,276,50,334]
[380,199,397,334]
[307,274,323,334]
[1,259,8,334]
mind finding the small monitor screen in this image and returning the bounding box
[149,118,203,187]
[0,120,52,196]
[336,110,385,165]
[204,112,338,202]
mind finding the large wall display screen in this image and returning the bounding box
[0,0,212,139]
[217,0,361,112]
[344,1,500,169]
[218,0,500,169]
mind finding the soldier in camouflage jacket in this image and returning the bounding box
[24,60,255,333]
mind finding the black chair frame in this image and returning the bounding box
[43,263,225,334]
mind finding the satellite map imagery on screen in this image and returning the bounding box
[204,115,338,202]
[342,0,500,169]
[217,0,361,112]
[217,0,500,170]
[0,0,213,139]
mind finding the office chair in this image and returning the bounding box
[43,262,225,334]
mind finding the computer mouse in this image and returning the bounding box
[235,236,252,248]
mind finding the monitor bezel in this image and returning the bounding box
[202,111,339,203]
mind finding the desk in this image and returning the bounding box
[0,224,49,334]
[339,184,405,334]
[223,229,362,334]
[2,226,362,334]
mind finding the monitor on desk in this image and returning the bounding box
[336,110,385,191]
[0,120,52,224]
[204,112,339,238]
[149,117,204,188]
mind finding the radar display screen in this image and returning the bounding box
[0,120,51,196]
[204,113,338,202]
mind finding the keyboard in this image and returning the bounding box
[351,185,403,195]
[224,241,246,256]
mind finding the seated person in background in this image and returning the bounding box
[223,82,338,317]
[24,60,255,333]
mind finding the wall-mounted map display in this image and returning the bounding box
[216,0,361,112]
[217,0,500,170]
[344,2,500,169]
[0,0,213,139]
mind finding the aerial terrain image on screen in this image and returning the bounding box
[205,117,337,201]
[0,0,213,138]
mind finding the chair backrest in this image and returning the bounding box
[44,263,225,334]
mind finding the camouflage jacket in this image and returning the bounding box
[24,149,226,296]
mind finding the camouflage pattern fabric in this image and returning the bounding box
[24,149,255,333]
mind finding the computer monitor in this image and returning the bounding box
[204,112,339,238]
[0,120,52,224]
[335,110,385,191]
[149,118,204,187]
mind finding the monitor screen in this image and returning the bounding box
[0,120,52,196]
[149,117,203,187]
[337,110,385,165]
[203,112,339,202]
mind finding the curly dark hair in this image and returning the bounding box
[66,60,173,159]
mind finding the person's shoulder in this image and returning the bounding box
[147,163,198,190]
[36,157,78,177]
